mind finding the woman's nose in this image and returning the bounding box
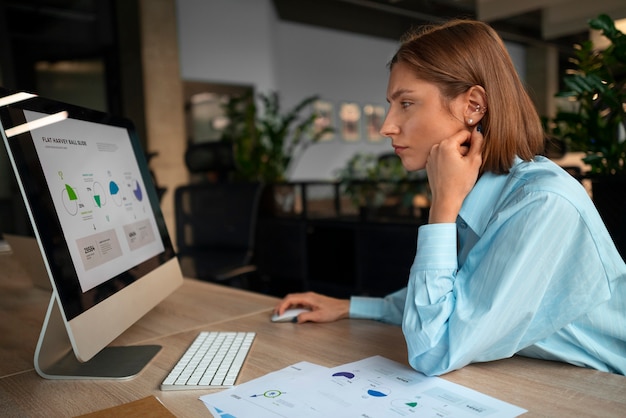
[379,114,398,137]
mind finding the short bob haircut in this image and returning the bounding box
[389,19,545,174]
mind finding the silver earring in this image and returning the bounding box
[468,118,474,125]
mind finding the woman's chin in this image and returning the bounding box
[400,159,425,172]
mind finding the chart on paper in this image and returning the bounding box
[200,356,527,418]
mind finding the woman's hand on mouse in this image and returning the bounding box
[274,292,350,324]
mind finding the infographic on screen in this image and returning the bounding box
[26,110,164,292]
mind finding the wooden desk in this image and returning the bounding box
[1,253,625,417]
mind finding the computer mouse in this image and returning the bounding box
[271,308,311,323]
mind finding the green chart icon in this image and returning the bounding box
[62,184,79,216]
[65,184,77,201]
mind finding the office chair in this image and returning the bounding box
[174,181,263,288]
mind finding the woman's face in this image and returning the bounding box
[380,61,467,171]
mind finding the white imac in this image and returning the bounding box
[0,88,184,379]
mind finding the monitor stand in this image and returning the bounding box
[34,294,161,379]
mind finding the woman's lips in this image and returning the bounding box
[393,145,407,155]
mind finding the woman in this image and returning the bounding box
[274,19,626,376]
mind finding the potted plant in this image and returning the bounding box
[335,153,428,220]
[553,14,626,176]
[221,91,333,214]
[551,13,626,257]
[222,91,333,183]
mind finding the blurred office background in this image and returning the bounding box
[1,0,624,294]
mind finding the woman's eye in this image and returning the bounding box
[400,101,411,109]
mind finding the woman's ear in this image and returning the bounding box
[464,85,487,127]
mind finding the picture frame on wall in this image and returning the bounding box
[364,104,386,142]
[339,102,361,142]
[313,100,335,141]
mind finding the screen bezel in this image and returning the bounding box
[1,88,183,363]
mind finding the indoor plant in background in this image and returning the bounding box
[222,91,333,183]
[221,91,333,213]
[552,13,626,258]
[335,153,428,220]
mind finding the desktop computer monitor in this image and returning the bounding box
[0,88,184,379]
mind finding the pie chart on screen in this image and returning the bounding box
[132,180,143,201]
[92,181,106,208]
[109,180,123,206]
[61,184,78,215]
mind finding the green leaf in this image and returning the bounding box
[550,14,626,176]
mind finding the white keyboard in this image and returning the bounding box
[160,331,255,391]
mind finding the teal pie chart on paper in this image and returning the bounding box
[391,399,420,410]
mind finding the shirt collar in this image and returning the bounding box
[458,157,522,237]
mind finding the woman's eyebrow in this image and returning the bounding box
[387,88,413,103]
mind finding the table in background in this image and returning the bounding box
[1,253,625,417]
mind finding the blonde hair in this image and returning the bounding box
[390,19,545,174]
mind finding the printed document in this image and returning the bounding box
[200,355,526,417]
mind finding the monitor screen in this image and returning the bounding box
[0,89,183,379]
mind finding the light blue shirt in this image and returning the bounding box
[350,156,626,376]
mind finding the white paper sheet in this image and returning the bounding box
[202,361,328,418]
[201,356,527,418]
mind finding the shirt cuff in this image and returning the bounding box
[349,296,385,320]
[413,223,457,270]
